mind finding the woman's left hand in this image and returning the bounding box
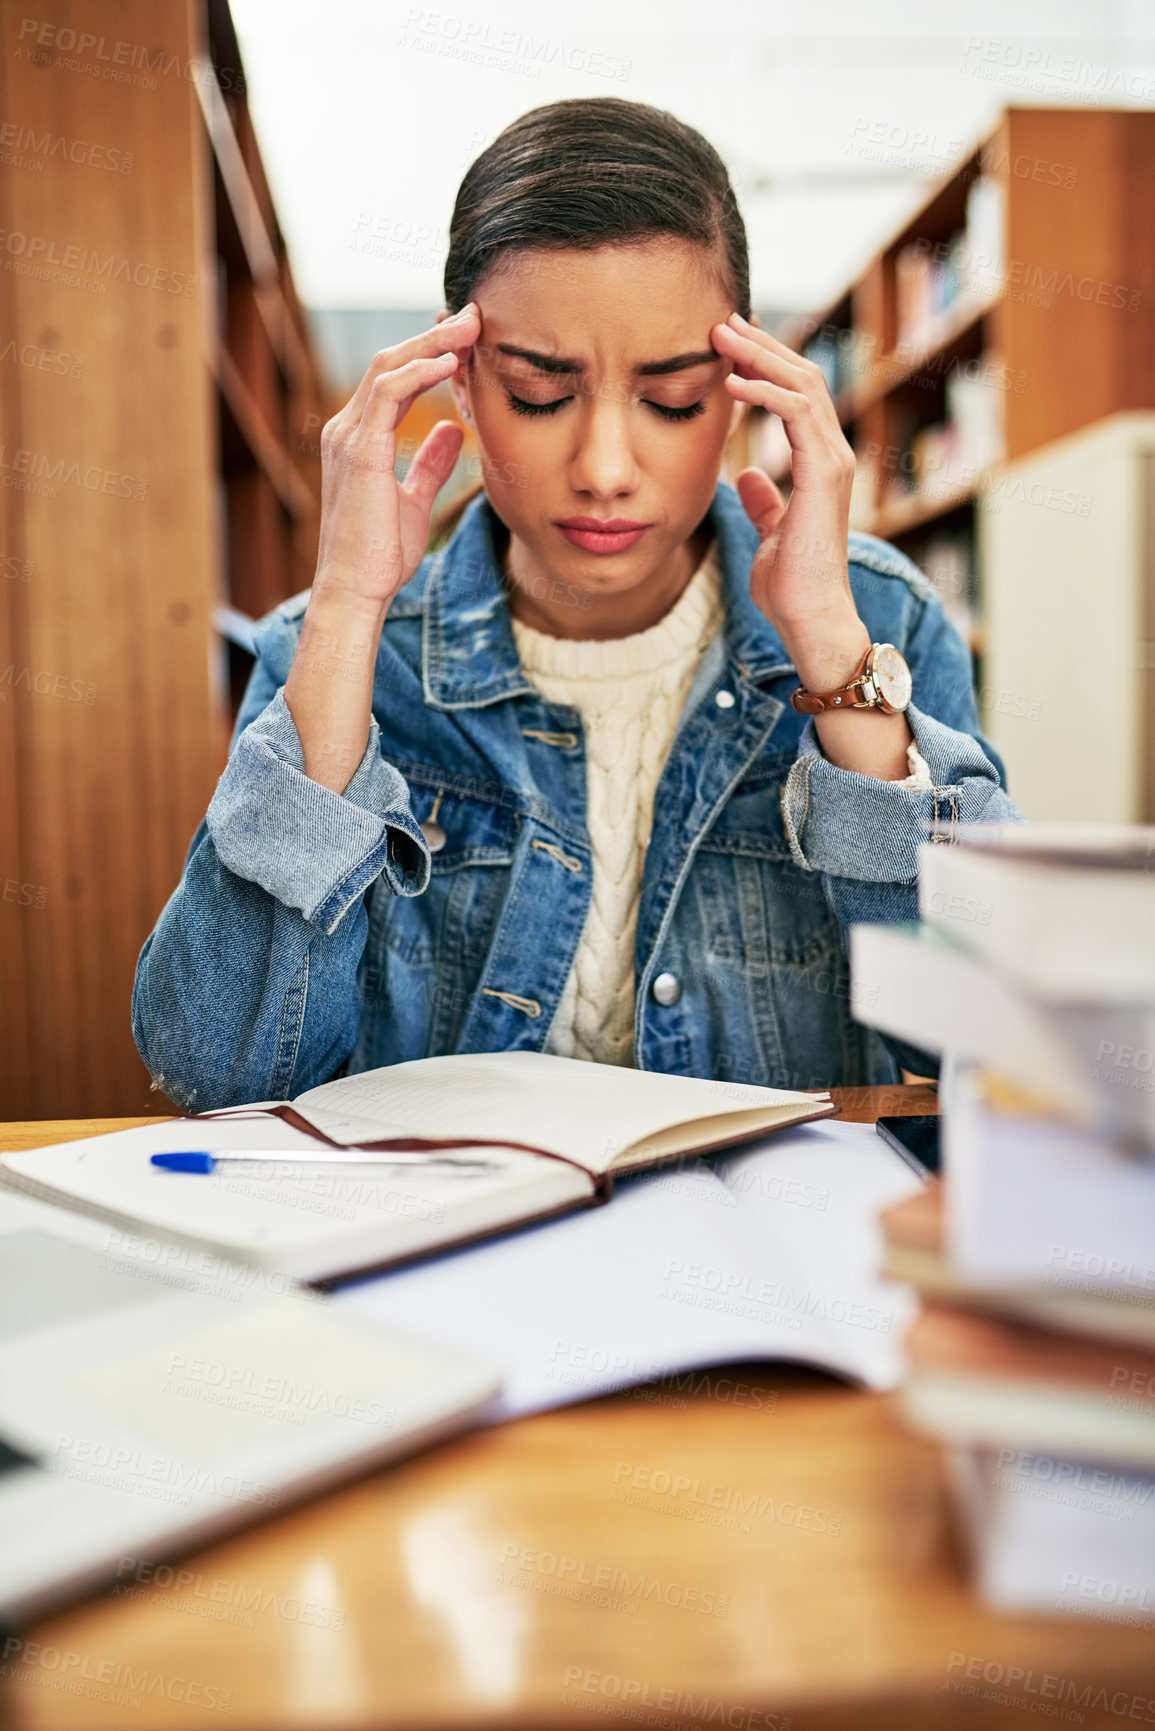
[710,313,867,693]
[711,313,914,779]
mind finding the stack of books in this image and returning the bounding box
[850,824,1155,1623]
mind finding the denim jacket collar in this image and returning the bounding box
[420,478,795,711]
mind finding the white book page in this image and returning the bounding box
[0,1117,592,1278]
[945,1067,1155,1292]
[293,1050,825,1174]
[334,1119,921,1417]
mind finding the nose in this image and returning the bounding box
[567,385,640,499]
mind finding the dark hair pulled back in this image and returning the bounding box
[431,97,749,543]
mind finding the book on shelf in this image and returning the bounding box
[892,175,1004,351]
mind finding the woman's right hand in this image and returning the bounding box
[284,305,480,794]
[314,303,480,607]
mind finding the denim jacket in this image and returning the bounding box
[132,479,1021,1111]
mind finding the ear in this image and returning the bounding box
[435,309,473,424]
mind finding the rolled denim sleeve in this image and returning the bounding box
[781,701,1019,881]
[206,687,430,935]
[780,583,1023,882]
[775,567,1024,1083]
[132,617,432,1112]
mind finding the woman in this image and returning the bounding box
[132,96,1019,1112]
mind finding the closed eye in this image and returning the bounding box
[505,390,706,422]
[505,391,572,418]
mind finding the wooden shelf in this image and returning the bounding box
[840,288,1001,423]
[195,4,329,665]
[193,61,310,392]
[213,341,315,520]
[741,107,1155,689]
[865,476,981,540]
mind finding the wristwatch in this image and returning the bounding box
[790,642,912,716]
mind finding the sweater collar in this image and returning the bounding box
[421,478,793,711]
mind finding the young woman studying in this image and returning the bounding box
[132,97,1020,1112]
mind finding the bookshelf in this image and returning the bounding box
[200,0,331,720]
[729,109,1155,676]
[0,0,332,1116]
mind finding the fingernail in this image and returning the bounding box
[453,302,476,319]
[729,311,750,327]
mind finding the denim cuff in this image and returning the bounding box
[780,703,1003,883]
[206,688,431,933]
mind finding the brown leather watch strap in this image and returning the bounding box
[790,644,873,716]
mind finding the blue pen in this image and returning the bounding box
[151,1150,500,1174]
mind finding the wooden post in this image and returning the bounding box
[0,0,223,1114]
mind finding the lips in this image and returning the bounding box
[555,517,652,555]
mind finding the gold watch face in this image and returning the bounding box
[872,644,912,712]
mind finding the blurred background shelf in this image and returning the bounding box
[0,0,333,1116]
[730,106,1155,730]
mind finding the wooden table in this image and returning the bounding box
[3,1087,1153,1731]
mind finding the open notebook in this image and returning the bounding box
[0,1052,832,1284]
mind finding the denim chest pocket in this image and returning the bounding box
[368,778,521,970]
[694,753,836,967]
[700,752,795,863]
[406,779,522,874]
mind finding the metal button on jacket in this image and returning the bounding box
[715,689,736,709]
[651,971,682,1006]
[419,819,447,852]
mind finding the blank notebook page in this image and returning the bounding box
[334,1118,922,1418]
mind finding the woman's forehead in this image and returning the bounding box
[471,249,727,370]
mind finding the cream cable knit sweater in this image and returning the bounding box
[511,542,725,1068]
[510,544,934,1069]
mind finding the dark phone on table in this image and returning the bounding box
[875,1114,940,1177]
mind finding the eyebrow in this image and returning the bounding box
[494,343,720,378]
